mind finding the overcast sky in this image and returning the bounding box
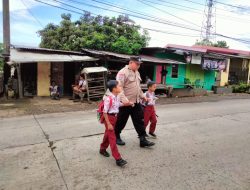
[1,0,250,50]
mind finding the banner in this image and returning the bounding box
[202,58,227,71]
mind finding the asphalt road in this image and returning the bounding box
[0,98,250,190]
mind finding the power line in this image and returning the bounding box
[177,0,242,13]
[215,1,250,11]
[178,0,205,6]
[217,34,250,44]
[33,0,250,46]
[55,0,250,45]
[33,0,86,16]
[49,0,96,15]
[20,0,44,28]
[142,27,200,38]
[60,0,204,35]
[136,0,201,28]
[33,0,201,39]
[152,0,250,22]
[61,0,203,32]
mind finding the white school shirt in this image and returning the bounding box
[144,91,157,106]
[50,85,58,95]
[103,94,122,114]
[78,80,86,88]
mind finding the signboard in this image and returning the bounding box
[202,58,227,71]
[191,55,202,65]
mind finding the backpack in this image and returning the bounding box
[97,96,113,123]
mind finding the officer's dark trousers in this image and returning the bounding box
[115,103,146,138]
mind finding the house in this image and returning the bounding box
[191,45,250,85]
[165,44,250,87]
[141,46,217,91]
[81,48,179,84]
[141,44,250,91]
[7,46,98,98]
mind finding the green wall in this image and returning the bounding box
[185,64,215,90]
[155,52,186,88]
[154,53,215,90]
[166,64,186,88]
[186,64,204,83]
[204,70,216,90]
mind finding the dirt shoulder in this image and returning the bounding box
[1,93,250,118]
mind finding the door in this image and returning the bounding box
[63,62,75,96]
[37,62,51,96]
[204,70,216,90]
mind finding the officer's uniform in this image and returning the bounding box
[115,65,147,139]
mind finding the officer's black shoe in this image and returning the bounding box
[140,136,155,147]
[149,132,157,138]
[116,138,126,146]
[99,150,110,157]
[138,133,149,138]
[116,158,127,167]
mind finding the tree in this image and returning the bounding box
[0,43,3,71]
[195,39,229,48]
[213,40,229,48]
[38,13,150,55]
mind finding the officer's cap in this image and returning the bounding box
[130,56,143,64]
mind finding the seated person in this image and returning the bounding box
[49,81,60,100]
[73,74,87,93]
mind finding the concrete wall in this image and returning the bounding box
[219,59,230,86]
[37,62,51,96]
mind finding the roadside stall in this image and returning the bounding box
[82,67,108,101]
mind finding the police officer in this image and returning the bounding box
[115,56,155,147]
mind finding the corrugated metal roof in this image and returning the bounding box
[193,45,250,56]
[8,49,98,65]
[82,48,131,59]
[140,55,180,64]
[82,48,180,64]
[13,45,86,55]
[166,44,250,58]
[166,44,207,53]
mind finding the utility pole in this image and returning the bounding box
[3,0,10,56]
[2,0,11,96]
[201,0,216,42]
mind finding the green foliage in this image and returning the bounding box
[232,82,250,93]
[213,40,229,48]
[0,43,3,71]
[195,39,229,48]
[38,13,150,55]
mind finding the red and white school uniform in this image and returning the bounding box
[143,91,157,133]
[100,94,122,160]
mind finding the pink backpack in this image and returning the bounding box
[97,96,113,123]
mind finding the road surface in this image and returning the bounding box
[0,98,250,190]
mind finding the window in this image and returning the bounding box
[172,64,179,78]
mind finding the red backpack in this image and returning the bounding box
[97,96,113,123]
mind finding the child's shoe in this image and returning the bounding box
[99,149,110,157]
[116,159,127,167]
[149,132,157,138]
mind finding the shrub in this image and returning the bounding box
[232,83,250,93]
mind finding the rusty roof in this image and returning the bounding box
[82,48,180,64]
[13,45,86,56]
[166,44,250,58]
